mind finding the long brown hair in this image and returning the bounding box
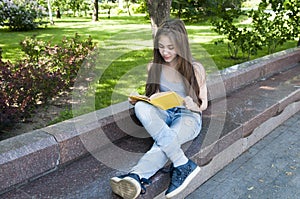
[146,19,201,106]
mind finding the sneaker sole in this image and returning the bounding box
[110,176,141,199]
[165,166,201,198]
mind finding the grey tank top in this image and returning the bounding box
[159,72,187,98]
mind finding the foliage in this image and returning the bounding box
[65,0,90,16]
[265,0,300,46]
[171,0,246,22]
[212,8,263,59]
[250,0,299,53]
[131,1,147,14]
[20,33,96,86]
[100,2,118,18]
[212,0,299,59]
[0,34,96,128]
[0,0,47,31]
[171,0,203,22]
[0,54,64,128]
[38,0,92,18]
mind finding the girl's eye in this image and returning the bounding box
[158,44,174,50]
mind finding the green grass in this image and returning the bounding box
[0,15,150,62]
[0,14,297,123]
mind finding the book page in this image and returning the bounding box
[129,95,149,102]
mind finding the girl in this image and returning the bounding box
[110,18,208,199]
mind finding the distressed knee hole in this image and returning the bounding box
[184,118,194,126]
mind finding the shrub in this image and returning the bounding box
[212,0,299,59]
[0,60,20,127]
[212,8,263,60]
[0,57,64,128]
[0,0,46,31]
[20,33,96,87]
[0,34,96,128]
[250,2,293,54]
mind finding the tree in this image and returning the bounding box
[212,0,299,60]
[257,0,300,48]
[171,0,246,22]
[93,0,99,21]
[146,0,172,37]
[124,0,131,16]
[47,0,65,18]
[47,0,54,24]
[281,0,300,46]
[101,2,118,19]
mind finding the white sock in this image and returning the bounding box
[173,156,188,168]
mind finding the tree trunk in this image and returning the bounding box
[56,9,61,19]
[47,0,54,24]
[147,0,172,37]
[126,1,131,16]
[119,0,123,9]
[93,0,99,21]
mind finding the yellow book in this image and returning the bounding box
[129,91,184,110]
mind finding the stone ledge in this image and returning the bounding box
[207,47,300,100]
[0,130,59,193]
[0,47,299,194]
[42,104,139,165]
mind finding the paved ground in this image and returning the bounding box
[187,111,300,199]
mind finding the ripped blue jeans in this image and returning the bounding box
[130,101,202,179]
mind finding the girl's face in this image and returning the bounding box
[158,35,177,66]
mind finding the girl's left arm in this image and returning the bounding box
[193,62,208,112]
[198,81,208,111]
[183,62,208,112]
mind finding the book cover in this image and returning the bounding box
[129,91,184,110]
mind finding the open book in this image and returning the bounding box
[129,91,184,110]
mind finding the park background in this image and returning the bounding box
[0,0,299,139]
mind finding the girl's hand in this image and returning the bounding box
[128,91,139,105]
[128,97,138,105]
[183,96,200,112]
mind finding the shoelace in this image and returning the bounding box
[140,178,151,194]
[160,163,174,174]
[171,165,192,185]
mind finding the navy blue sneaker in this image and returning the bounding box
[110,173,150,199]
[165,159,200,198]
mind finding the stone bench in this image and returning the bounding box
[0,47,300,198]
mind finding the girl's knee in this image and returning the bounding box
[134,101,160,123]
[134,101,153,115]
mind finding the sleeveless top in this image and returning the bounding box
[159,71,187,108]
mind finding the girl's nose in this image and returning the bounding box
[162,49,169,55]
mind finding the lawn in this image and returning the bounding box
[0,14,297,122]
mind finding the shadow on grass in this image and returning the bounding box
[0,15,151,62]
